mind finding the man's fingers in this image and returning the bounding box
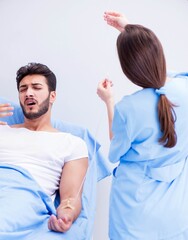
[0,104,14,118]
[0,111,13,116]
[0,103,13,109]
[0,103,11,107]
[48,215,69,232]
[48,216,53,230]
[0,121,7,125]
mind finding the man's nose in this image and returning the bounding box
[26,87,34,97]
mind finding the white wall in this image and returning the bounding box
[0,0,188,239]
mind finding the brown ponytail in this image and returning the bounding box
[116,24,177,148]
[158,95,177,147]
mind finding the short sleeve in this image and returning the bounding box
[108,104,131,163]
[64,135,88,163]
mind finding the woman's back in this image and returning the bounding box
[109,74,188,166]
[109,73,188,239]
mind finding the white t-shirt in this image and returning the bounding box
[0,125,88,197]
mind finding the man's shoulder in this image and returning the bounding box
[10,123,24,128]
[56,131,85,142]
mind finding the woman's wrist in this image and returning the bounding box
[106,97,114,108]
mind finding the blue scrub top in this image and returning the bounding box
[109,73,188,239]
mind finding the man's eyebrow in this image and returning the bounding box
[19,83,43,88]
[19,84,27,89]
[31,83,43,87]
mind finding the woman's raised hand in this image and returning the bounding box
[104,11,129,32]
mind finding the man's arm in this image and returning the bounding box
[48,157,88,232]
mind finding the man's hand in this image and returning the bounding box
[48,208,74,233]
[0,103,14,125]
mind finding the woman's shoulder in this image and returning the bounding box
[117,88,156,108]
[115,88,158,123]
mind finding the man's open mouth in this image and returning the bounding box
[25,99,37,106]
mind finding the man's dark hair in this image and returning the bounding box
[16,62,56,92]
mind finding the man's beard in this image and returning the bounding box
[20,95,50,120]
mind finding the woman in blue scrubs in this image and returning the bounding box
[97,11,188,240]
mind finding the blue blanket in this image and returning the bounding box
[0,164,88,240]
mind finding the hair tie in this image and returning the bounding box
[155,87,166,96]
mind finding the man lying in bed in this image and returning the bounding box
[0,63,88,237]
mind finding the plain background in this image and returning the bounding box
[0,0,188,239]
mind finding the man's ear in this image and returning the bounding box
[50,91,56,104]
